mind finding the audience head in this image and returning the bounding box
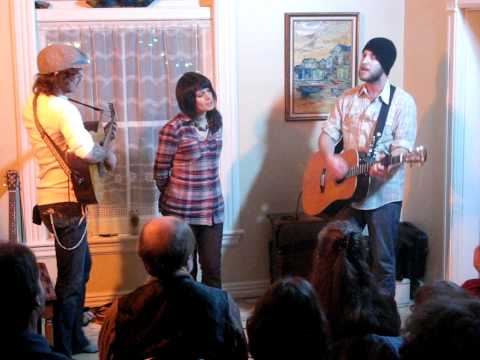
[413,280,471,309]
[401,297,480,359]
[0,242,45,335]
[175,71,222,133]
[138,216,195,279]
[247,277,330,360]
[333,334,400,360]
[310,221,400,339]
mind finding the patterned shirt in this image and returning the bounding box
[154,113,224,225]
[322,80,417,210]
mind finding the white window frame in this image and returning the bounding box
[10,0,242,256]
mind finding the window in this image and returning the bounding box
[38,20,213,235]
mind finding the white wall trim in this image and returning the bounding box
[457,0,480,9]
[30,229,244,259]
[214,0,242,238]
[223,279,270,299]
[10,0,44,245]
[37,3,210,22]
[446,8,471,283]
[84,278,270,307]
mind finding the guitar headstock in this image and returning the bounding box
[404,146,427,166]
[108,102,116,121]
[6,170,19,191]
[102,102,117,145]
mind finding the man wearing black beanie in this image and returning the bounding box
[318,37,417,298]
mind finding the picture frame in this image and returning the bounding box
[285,12,359,121]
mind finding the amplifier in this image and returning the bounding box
[267,213,330,283]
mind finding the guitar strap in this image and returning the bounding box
[368,84,396,159]
[32,94,73,179]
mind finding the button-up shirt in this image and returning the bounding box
[322,80,417,210]
[154,113,224,225]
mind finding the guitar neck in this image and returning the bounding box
[8,188,17,243]
[345,154,403,178]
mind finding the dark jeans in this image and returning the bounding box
[336,201,402,297]
[190,223,223,288]
[42,213,91,357]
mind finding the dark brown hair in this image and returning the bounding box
[247,277,330,360]
[175,72,222,133]
[0,243,40,334]
[32,68,82,96]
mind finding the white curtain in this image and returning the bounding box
[38,20,213,235]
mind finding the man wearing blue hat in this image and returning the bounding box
[318,37,417,297]
[23,43,117,356]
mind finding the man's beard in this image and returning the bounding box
[359,67,384,83]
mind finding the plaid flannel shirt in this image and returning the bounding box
[154,113,224,225]
[322,81,417,210]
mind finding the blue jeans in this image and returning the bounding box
[42,212,91,356]
[336,202,402,297]
[190,223,223,288]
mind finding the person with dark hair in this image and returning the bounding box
[413,280,471,309]
[400,297,480,359]
[246,277,330,360]
[98,216,248,360]
[0,242,69,360]
[310,222,402,359]
[154,71,224,288]
[318,37,417,297]
[23,43,117,356]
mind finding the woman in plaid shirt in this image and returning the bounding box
[154,72,224,288]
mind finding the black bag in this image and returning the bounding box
[32,202,83,230]
[395,221,428,297]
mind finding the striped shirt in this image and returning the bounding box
[322,80,417,210]
[154,113,224,225]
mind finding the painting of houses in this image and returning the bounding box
[285,13,358,121]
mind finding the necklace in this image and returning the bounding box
[193,116,208,132]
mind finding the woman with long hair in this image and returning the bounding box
[154,72,224,288]
[311,221,400,339]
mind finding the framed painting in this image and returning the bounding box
[285,12,359,121]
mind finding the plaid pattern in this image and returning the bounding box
[154,113,224,225]
[322,81,417,210]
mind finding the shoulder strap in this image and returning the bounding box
[32,94,72,177]
[368,84,396,159]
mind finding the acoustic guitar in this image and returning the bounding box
[303,146,427,216]
[67,102,117,205]
[5,170,56,302]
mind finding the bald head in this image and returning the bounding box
[138,216,195,278]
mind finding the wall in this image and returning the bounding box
[223,0,406,285]
[0,1,19,241]
[403,0,450,282]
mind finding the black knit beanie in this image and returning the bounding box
[362,37,397,75]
